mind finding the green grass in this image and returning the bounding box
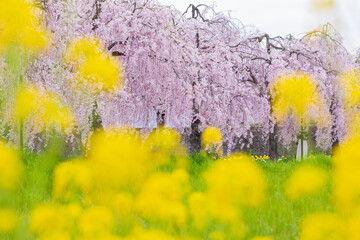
[188,153,333,240]
[1,150,334,240]
[243,157,332,240]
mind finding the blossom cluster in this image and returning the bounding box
[0,0,354,153]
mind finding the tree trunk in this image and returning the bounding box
[189,118,201,153]
[156,110,165,127]
[330,99,339,154]
[189,31,202,154]
[92,101,103,131]
[331,135,339,154]
[269,125,278,160]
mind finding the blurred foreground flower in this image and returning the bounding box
[0,141,23,190]
[208,231,226,240]
[188,153,266,238]
[201,126,223,156]
[270,72,330,126]
[0,0,49,53]
[333,136,360,211]
[144,127,188,168]
[129,227,178,240]
[53,159,93,201]
[346,112,360,140]
[299,212,345,240]
[285,165,327,201]
[79,206,115,237]
[30,203,82,236]
[205,154,267,209]
[65,37,124,92]
[135,169,189,227]
[14,84,75,132]
[338,69,360,109]
[0,209,19,233]
[250,237,273,240]
[87,129,148,191]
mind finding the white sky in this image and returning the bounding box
[159,0,360,53]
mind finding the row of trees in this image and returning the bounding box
[2,0,358,156]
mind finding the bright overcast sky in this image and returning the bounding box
[159,0,360,53]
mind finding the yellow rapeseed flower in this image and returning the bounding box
[338,69,360,108]
[192,154,265,232]
[345,208,360,239]
[250,237,273,240]
[53,159,93,201]
[346,112,360,140]
[106,192,134,218]
[146,127,181,152]
[79,206,114,237]
[285,165,327,201]
[78,234,123,240]
[88,129,149,191]
[30,203,82,234]
[14,84,75,131]
[144,127,188,169]
[39,91,75,130]
[209,231,226,240]
[19,26,50,53]
[299,212,346,240]
[332,136,360,211]
[0,141,23,190]
[0,0,49,53]
[77,53,122,91]
[202,126,223,148]
[14,84,38,120]
[0,209,19,233]
[64,37,103,64]
[37,232,72,240]
[188,191,209,230]
[270,72,330,126]
[129,227,177,240]
[204,153,267,209]
[188,191,244,232]
[65,37,124,92]
[135,169,189,227]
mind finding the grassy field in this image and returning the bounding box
[243,155,333,239]
[0,137,335,240]
[189,154,333,240]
